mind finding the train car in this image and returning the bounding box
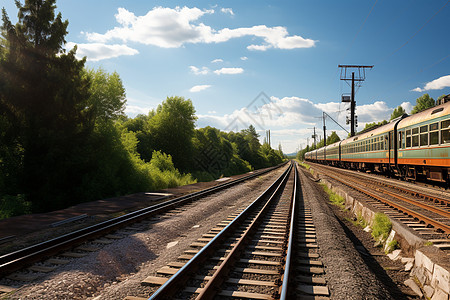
[324,141,341,166]
[396,102,450,182]
[304,100,450,185]
[339,116,404,173]
[317,147,325,163]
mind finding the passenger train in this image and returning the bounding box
[305,100,450,185]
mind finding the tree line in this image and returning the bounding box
[0,1,284,218]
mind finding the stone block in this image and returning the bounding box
[431,264,450,294]
[413,266,428,287]
[416,250,435,273]
[404,278,423,298]
[431,288,449,300]
[424,285,435,298]
[405,261,414,272]
[387,249,401,261]
[384,230,396,252]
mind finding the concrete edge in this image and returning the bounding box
[308,166,450,300]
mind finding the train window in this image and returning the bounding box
[412,135,419,147]
[406,129,411,148]
[441,120,450,144]
[420,132,428,146]
[430,123,438,131]
[419,125,428,146]
[430,122,439,145]
[430,131,439,145]
[411,128,419,147]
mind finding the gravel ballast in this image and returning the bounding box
[297,167,397,299]
[2,167,287,300]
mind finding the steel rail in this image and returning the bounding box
[377,183,450,207]
[317,165,450,220]
[196,162,292,299]
[324,172,450,235]
[0,162,288,276]
[279,162,298,299]
[149,162,293,300]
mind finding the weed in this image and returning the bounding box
[321,184,345,209]
[371,213,392,242]
[424,241,433,246]
[299,162,310,170]
[385,239,399,254]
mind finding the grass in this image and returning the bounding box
[371,213,392,242]
[297,161,310,170]
[355,212,369,228]
[385,239,399,254]
[345,213,368,229]
[321,183,345,209]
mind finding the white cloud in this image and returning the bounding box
[221,8,234,15]
[247,44,271,51]
[240,56,248,60]
[412,75,450,92]
[400,101,414,114]
[66,42,138,61]
[125,105,151,116]
[208,110,217,114]
[84,7,316,51]
[211,58,223,63]
[190,65,209,75]
[213,67,244,75]
[190,84,211,92]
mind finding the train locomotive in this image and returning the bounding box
[305,100,450,185]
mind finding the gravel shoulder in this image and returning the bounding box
[298,166,417,300]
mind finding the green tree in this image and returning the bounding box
[83,67,126,123]
[363,120,388,132]
[390,106,406,120]
[148,96,197,171]
[1,0,93,211]
[326,131,341,145]
[411,94,435,114]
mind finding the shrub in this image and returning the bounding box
[371,213,392,242]
[385,240,399,254]
[321,184,345,208]
[0,194,31,219]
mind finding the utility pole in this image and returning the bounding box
[323,112,326,147]
[338,65,373,137]
[312,127,316,147]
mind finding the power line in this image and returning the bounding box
[375,0,450,65]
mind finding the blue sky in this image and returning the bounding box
[3,0,450,153]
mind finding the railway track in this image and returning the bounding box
[0,163,286,280]
[309,163,450,252]
[127,163,329,299]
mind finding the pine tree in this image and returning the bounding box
[1,0,92,211]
